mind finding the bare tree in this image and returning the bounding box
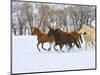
[19,2,33,35]
[12,1,96,35]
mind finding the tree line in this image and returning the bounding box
[12,1,96,35]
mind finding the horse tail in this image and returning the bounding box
[79,34,83,43]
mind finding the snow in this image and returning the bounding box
[12,35,95,73]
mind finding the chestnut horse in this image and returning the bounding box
[32,27,54,52]
[70,32,83,47]
[48,28,80,51]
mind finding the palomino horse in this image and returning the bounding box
[32,27,54,52]
[79,24,95,47]
[48,28,80,52]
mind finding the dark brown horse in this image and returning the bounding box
[48,28,80,51]
[32,27,54,52]
[55,28,83,48]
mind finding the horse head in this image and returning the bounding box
[48,28,54,36]
[79,24,88,35]
[32,27,40,35]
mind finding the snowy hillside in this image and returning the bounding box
[12,35,95,73]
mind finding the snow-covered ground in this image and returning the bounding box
[12,35,95,73]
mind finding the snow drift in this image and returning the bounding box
[12,35,96,73]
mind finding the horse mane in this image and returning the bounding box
[33,27,46,35]
[82,25,95,33]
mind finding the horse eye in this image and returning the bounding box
[83,32,86,35]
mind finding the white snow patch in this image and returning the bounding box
[12,35,95,73]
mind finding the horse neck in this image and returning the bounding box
[35,30,43,37]
[52,31,59,40]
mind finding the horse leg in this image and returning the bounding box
[65,44,68,51]
[68,43,72,52]
[60,44,64,52]
[48,43,52,51]
[75,41,80,48]
[53,43,58,51]
[42,43,47,50]
[78,40,81,48]
[37,42,41,52]
[91,41,95,47]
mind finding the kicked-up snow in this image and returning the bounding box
[12,35,96,73]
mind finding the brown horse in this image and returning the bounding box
[48,28,80,51]
[70,32,83,47]
[32,27,54,52]
[55,28,83,48]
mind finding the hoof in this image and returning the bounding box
[54,49,58,51]
[38,50,41,52]
[48,48,51,51]
[61,50,65,52]
[44,49,47,50]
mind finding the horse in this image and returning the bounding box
[48,28,80,52]
[32,27,54,52]
[79,24,95,47]
[55,28,83,48]
[70,32,83,48]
